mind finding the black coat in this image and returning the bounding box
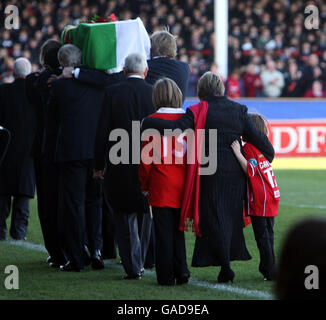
[77,68,125,88]
[0,79,36,197]
[142,95,275,267]
[25,68,62,159]
[146,57,190,102]
[48,78,105,162]
[95,78,155,214]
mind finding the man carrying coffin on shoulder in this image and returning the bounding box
[48,44,105,272]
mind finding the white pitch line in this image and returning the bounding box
[280,203,326,209]
[4,239,274,300]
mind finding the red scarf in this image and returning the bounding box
[179,101,209,236]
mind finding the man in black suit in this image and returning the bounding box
[25,39,67,267]
[60,66,126,261]
[0,58,36,241]
[94,53,155,279]
[49,44,105,272]
[146,30,190,103]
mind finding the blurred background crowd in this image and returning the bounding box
[1,0,326,98]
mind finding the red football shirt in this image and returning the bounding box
[242,143,280,217]
[139,108,187,208]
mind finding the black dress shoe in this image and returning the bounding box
[217,268,235,283]
[176,274,190,285]
[60,262,83,272]
[91,252,105,270]
[49,262,61,269]
[123,273,142,280]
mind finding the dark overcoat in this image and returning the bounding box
[94,78,155,214]
[0,78,36,198]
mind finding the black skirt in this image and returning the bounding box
[192,170,251,267]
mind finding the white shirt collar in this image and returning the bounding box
[128,75,143,79]
[156,107,185,114]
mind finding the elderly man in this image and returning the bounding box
[0,58,36,241]
[94,53,155,280]
[49,44,105,271]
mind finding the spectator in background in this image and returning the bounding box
[304,80,326,98]
[242,64,263,97]
[261,60,285,97]
[2,0,326,98]
[302,54,325,92]
[0,72,14,84]
[0,58,35,241]
[275,218,326,300]
[282,62,303,97]
[226,68,243,99]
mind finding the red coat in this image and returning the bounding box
[243,73,263,97]
[304,89,326,98]
[227,76,241,99]
[243,143,280,217]
[139,108,187,208]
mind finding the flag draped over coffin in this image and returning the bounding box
[61,17,151,73]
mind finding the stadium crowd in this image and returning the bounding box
[2,0,326,98]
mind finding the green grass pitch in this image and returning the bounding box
[0,170,325,300]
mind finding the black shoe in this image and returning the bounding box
[217,268,235,284]
[91,251,105,270]
[60,262,83,272]
[49,262,61,269]
[144,264,155,270]
[176,274,190,285]
[11,236,26,241]
[123,273,142,280]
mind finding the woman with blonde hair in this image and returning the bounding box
[139,78,190,286]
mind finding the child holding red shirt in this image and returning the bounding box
[231,113,279,281]
[139,78,190,286]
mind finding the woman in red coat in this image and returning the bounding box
[139,78,190,286]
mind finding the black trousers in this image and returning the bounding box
[0,195,30,240]
[113,211,150,276]
[250,216,275,278]
[101,192,117,259]
[36,158,66,264]
[143,220,156,268]
[137,212,153,268]
[152,207,189,285]
[58,160,103,269]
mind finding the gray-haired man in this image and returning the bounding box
[48,44,105,271]
[0,58,36,241]
[94,53,155,279]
